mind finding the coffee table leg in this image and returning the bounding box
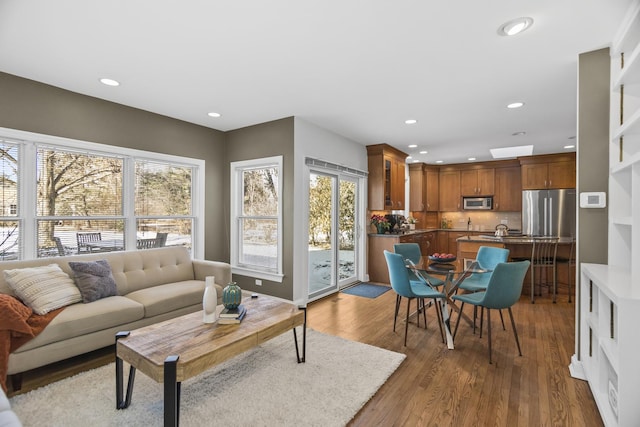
[164,355,180,427]
[115,331,136,409]
[293,306,307,363]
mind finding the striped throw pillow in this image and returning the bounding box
[4,264,81,315]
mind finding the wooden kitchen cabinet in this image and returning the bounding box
[520,153,576,190]
[409,164,439,212]
[439,170,461,211]
[494,166,522,211]
[460,168,494,196]
[367,144,408,210]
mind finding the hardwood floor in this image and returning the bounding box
[8,287,601,426]
[308,288,602,427]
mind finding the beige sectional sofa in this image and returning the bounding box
[0,246,230,390]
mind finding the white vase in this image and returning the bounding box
[203,276,217,323]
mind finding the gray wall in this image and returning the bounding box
[576,48,610,360]
[225,117,295,300]
[0,72,228,262]
[577,48,610,265]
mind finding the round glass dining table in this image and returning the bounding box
[408,258,490,349]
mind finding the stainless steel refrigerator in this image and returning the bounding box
[522,189,576,237]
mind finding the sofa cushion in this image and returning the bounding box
[125,280,205,318]
[3,264,82,315]
[14,296,144,353]
[68,260,117,303]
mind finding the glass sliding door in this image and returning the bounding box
[308,171,359,299]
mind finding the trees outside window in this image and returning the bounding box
[230,156,283,281]
[0,129,203,260]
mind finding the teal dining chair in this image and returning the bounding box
[452,260,530,364]
[458,246,510,292]
[393,243,445,288]
[457,246,510,333]
[384,250,446,346]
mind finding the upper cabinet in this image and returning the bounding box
[367,144,408,211]
[460,168,494,196]
[439,170,461,211]
[520,153,576,190]
[494,165,522,211]
[409,164,439,212]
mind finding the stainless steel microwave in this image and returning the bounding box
[463,196,493,210]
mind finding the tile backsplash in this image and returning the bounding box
[439,211,522,232]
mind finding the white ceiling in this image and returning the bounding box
[0,0,634,164]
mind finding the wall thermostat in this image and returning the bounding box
[580,192,606,208]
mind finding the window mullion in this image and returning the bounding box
[124,156,136,251]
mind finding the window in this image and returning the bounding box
[230,156,283,282]
[0,127,204,260]
[0,141,19,260]
[135,160,195,250]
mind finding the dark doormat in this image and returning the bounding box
[341,283,391,299]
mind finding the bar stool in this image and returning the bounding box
[555,238,575,303]
[529,237,559,303]
[513,237,559,303]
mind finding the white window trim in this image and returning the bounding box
[230,155,284,283]
[0,127,205,260]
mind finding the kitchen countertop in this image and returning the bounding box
[457,235,575,244]
[368,228,503,237]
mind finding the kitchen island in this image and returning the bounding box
[456,235,575,293]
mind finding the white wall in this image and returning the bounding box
[292,118,368,303]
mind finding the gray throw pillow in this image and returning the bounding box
[68,259,117,303]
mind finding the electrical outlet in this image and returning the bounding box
[255,279,262,286]
[501,219,508,225]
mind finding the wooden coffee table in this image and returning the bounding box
[114,294,306,426]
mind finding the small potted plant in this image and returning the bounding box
[370,214,390,234]
[407,216,418,230]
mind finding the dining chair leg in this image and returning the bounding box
[487,308,493,364]
[453,301,464,340]
[421,298,427,329]
[473,306,478,335]
[479,307,484,339]
[499,309,505,331]
[434,300,445,343]
[508,307,522,356]
[394,295,401,332]
[404,298,411,346]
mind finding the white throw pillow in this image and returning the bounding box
[4,264,82,315]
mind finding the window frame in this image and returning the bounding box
[0,127,205,260]
[230,155,284,282]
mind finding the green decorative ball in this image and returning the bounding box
[222,282,242,309]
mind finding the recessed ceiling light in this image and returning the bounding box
[468,157,476,161]
[419,150,427,154]
[490,145,533,159]
[405,119,417,125]
[507,102,524,109]
[564,145,575,149]
[512,131,527,136]
[498,17,534,36]
[408,144,417,148]
[207,112,221,118]
[436,160,443,164]
[99,78,119,87]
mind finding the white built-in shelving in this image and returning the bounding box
[580,2,640,426]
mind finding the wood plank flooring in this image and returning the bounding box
[308,287,602,427]
[8,287,601,426]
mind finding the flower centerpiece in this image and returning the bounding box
[370,214,390,234]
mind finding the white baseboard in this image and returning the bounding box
[569,354,587,380]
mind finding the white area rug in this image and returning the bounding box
[10,329,405,427]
